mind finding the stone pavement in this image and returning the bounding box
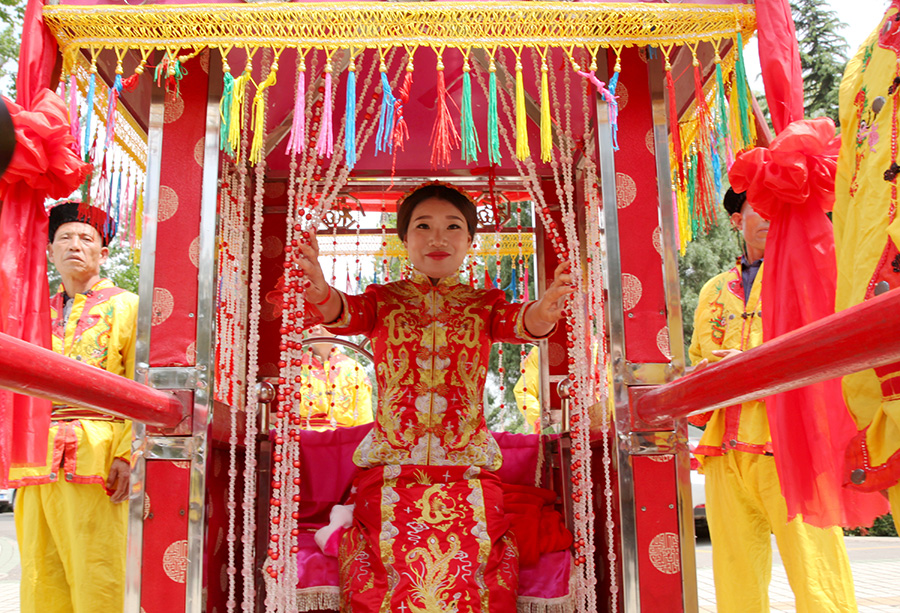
[696,536,900,613]
[0,522,897,612]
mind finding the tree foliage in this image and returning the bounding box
[0,0,24,98]
[790,0,849,125]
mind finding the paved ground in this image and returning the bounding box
[0,512,897,611]
[695,532,900,612]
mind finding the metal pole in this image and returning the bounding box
[0,332,185,427]
[125,79,166,613]
[635,288,900,425]
[594,53,639,613]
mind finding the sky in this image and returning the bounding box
[743,0,890,90]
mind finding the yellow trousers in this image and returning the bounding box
[15,478,127,613]
[704,452,857,613]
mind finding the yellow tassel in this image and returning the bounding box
[515,56,530,160]
[228,62,251,155]
[540,58,551,163]
[133,192,143,265]
[250,59,278,165]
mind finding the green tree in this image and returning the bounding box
[0,0,25,98]
[790,0,849,125]
[678,219,741,359]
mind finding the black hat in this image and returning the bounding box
[723,188,747,217]
[48,200,116,247]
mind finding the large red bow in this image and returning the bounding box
[725,117,889,529]
[0,89,91,201]
[729,117,839,220]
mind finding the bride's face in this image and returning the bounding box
[402,198,473,281]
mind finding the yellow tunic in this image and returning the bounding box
[834,2,900,505]
[688,263,770,457]
[9,278,137,485]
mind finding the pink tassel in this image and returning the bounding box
[286,62,306,156]
[429,65,459,169]
[68,75,80,157]
[316,67,333,158]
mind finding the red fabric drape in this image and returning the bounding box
[0,0,73,485]
[729,119,889,528]
[756,0,805,134]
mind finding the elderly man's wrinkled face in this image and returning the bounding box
[47,221,108,281]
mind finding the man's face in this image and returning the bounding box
[731,201,769,256]
[47,221,108,282]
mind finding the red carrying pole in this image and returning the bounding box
[0,331,186,427]
[635,288,900,425]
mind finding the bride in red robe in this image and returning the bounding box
[296,183,573,612]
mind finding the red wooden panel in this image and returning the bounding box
[149,52,210,367]
[632,455,683,612]
[141,460,191,613]
[612,48,669,363]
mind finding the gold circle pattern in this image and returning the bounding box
[163,540,189,583]
[622,273,642,311]
[616,172,636,209]
[648,532,680,575]
[158,185,178,222]
[151,288,174,326]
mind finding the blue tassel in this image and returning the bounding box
[608,71,620,150]
[376,71,396,155]
[83,71,96,161]
[504,268,518,302]
[345,67,357,170]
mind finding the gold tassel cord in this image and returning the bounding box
[43,3,756,57]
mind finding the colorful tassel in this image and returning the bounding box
[540,57,552,163]
[608,68,620,150]
[429,56,459,169]
[376,64,396,155]
[488,58,501,165]
[734,32,752,147]
[460,60,480,164]
[505,268,519,302]
[344,59,357,170]
[250,58,278,165]
[285,58,307,157]
[219,63,235,156]
[228,60,251,155]
[665,63,685,189]
[104,72,124,152]
[392,61,413,152]
[68,74,80,158]
[577,69,619,152]
[514,56,530,160]
[316,61,334,158]
[83,68,96,161]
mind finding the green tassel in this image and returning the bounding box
[461,66,480,164]
[220,71,235,157]
[734,33,752,146]
[488,63,501,165]
[714,61,729,141]
[687,149,699,237]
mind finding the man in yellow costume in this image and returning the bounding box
[689,188,856,612]
[297,324,373,430]
[9,200,138,613]
[835,0,900,532]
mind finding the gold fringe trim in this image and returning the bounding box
[517,595,576,613]
[43,2,756,57]
[295,586,340,612]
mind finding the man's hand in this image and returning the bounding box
[106,457,131,504]
[687,349,743,375]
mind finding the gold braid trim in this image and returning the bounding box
[43,2,756,56]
